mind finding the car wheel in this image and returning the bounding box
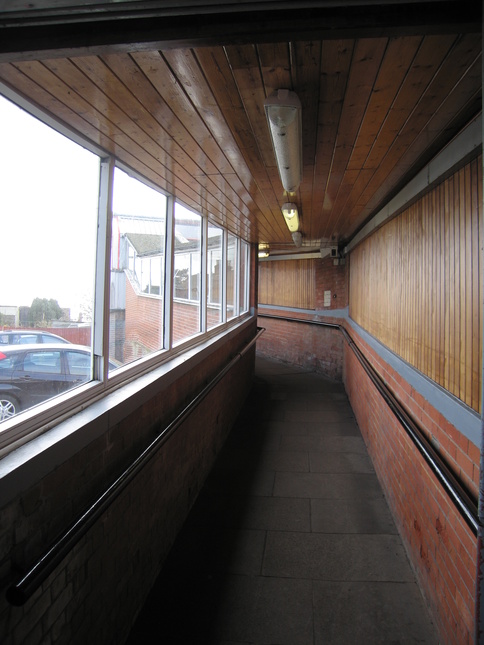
[0,396,19,421]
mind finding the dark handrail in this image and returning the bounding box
[6,327,265,606]
[258,312,479,535]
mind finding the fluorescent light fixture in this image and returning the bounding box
[264,89,302,193]
[281,202,299,232]
[292,231,303,247]
[258,243,269,258]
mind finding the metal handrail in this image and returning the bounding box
[6,327,265,606]
[258,312,479,535]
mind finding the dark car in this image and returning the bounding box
[0,344,117,421]
[0,330,70,345]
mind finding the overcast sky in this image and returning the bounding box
[0,94,100,319]
[0,93,178,321]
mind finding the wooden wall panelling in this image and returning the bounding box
[452,168,461,400]
[349,156,482,413]
[259,259,315,309]
[473,159,483,411]
[458,165,467,405]
[444,175,451,393]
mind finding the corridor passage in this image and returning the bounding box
[127,355,438,644]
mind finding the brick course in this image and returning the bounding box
[343,325,477,645]
[257,255,348,380]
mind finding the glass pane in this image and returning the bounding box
[239,241,249,314]
[227,234,237,320]
[110,167,166,368]
[173,203,201,344]
[65,349,91,377]
[0,95,99,421]
[174,253,190,300]
[207,224,223,330]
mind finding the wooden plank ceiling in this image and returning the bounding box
[0,1,481,252]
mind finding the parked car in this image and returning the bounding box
[0,344,117,421]
[0,330,70,345]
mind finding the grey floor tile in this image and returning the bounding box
[205,467,276,497]
[285,409,355,423]
[256,449,310,472]
[309,451,375,473]
[164,527,267,577]
[281,397,354,413]
[127,356,437,645]
[262,532,416,581]
[280,435,367,453]
[312,580,438,644]
[269,419,360,437]
[208,575,314,645]
[311,498,398,534]
[218,528,267,575]
[224,426,283,452]
[223,495,311,532]
[319,420,361,436]
[274,471,384,499]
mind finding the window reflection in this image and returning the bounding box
[173,203,202,344]
[207,224,223,330]
[239,241,249,314]
[110,168,167,367]
[227,234,237,320]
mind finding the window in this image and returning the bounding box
[0,92,251,442]
[16,335,38,345]
[23,350,62,374]
[0,94,99,420]
[227,234,237,320]
[239,241,249,314]
[65,350,91,377]
[173,204,202,345]
[207,224,223,330]
[110,167,167,367]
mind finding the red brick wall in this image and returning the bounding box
[343,324,477,644]
[172,300,200,344]
[125,279,164,360]
[256,255,348,380]
[315,256,348,310]
[124,284,242,352]
[257,314,344,380]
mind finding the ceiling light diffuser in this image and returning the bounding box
[281,202,300,232]
[264,89,302,193]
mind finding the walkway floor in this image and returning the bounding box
[127,355,438,644]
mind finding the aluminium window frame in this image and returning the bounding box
[0,93,252,456]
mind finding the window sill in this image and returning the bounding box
[0,316,255,507]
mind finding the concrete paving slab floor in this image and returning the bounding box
[126,355,438,645]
